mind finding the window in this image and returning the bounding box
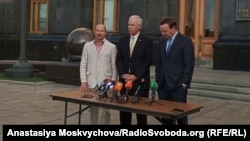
[30,0,49,34]
[93,0,119,32]
[204,0,216,37]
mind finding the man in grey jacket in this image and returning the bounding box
[80,24,117,124]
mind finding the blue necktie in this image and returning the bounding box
[166,38,173,54]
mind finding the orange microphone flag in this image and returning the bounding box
[114,81,123,92]
[125,80,133,90]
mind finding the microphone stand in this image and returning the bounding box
[99,91,109,100]
[110,81,123,102]
[118,80,132,104]
[145,81,163,106]
[131,82,144,104]
[110,91,118,102]
[145,89,162,106]
[124,88,129,102]
[118,88,129,103]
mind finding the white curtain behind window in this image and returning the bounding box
[104,0,114,31]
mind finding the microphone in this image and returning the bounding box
[93,79,108,93]
[150,81,158,101]
[110,81,123,102]
[99,80,115,99]
[146,81,162,105]
[131,80,145,103]
[124,80,133,102]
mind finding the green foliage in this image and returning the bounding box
[0,73,46,82]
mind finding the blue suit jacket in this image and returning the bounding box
[155,32,195,90]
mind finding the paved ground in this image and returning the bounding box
[1,68,250,140]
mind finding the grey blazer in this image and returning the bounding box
[80,38,117,88]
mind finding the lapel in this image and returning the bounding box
[126,36,130,55]
[98,42,107,56]
[162,39,168,58]
[89,42,98,57]
[89,40,108,57]
[123,36,131,59]
[165,33,180,57]
[130,34,142,58]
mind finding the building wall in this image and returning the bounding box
[213,0,250,71]
[0,0,177,62]
[0,0,21,33]
[0,0,93,61]
[48,0,93,33]
[1,0,249,71]
[219,0,250,35]
[119,0,178,35]
[0,0,21,60]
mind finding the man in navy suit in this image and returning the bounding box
[156,17,195,125]
[116,15,153,125]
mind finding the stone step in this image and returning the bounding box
[189,79,250,102]
[192,78,250,88]
[149,66,250,102]
[190,82,250,94]
[188,89,250,102]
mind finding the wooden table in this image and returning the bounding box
[50,90,203,125]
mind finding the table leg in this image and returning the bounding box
[64,102,68,125]
[78,104,82,125]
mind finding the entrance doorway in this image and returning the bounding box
[178,0,219,68]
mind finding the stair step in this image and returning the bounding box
[191,82,250,94]
[192,78,250,88]
[149,66,250,102]
[188,89,250,102]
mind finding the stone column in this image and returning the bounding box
[4,0,38,78]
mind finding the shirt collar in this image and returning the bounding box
[131,32,140,40]
[169,31,178,40]
[94,38,105,46]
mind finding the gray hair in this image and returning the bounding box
[129,15,143,26]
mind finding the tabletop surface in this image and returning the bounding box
[50,90,204,119]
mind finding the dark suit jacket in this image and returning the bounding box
[116,34,153,97]
[155,32,195,90]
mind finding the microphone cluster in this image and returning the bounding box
[93,79,123,101]
[91,79,160,105]
[93,79,135,103]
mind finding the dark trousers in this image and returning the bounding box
[157,82,188,125]
[119,88,149,125]
[120,111,147,125]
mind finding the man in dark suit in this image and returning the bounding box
[155,17,195,125]
[116,15,153,125]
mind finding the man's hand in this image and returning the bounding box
[122,74,137,82]
[121,74,130,80]
[80,82,88,93]
[127,74,137,82]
